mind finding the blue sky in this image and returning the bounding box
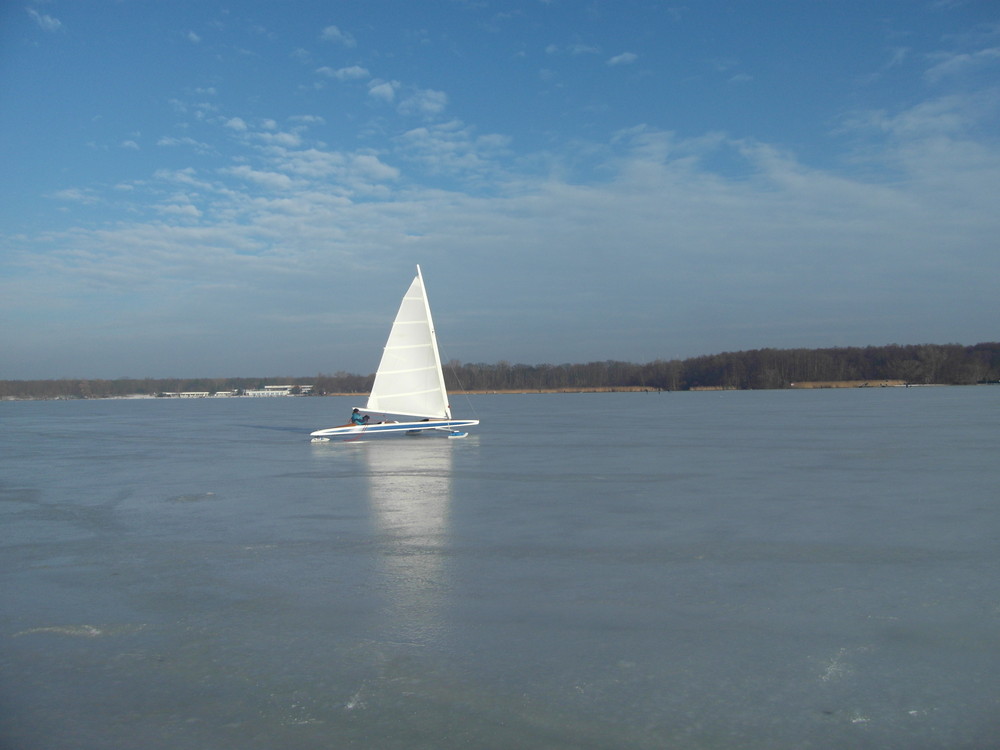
[2,1,998,379]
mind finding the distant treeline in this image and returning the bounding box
[442,342,1000,392]
[2,343,998,400]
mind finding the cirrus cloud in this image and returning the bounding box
[607,52,637,66]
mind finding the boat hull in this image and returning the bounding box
[310,419,479,440]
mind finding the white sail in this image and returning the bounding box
[365,266,452,419]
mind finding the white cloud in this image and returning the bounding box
[394,121,511,181]
[546,42,600,56]
[349,154,400,182]
[51,188,98,204]
[153,167,218,192]
[368,80,399,103]
[316,65,370,81]
[925,47,1000,83]
[843,93,991,138]
[267,148,347,180]
[887,47,910,68]
[711,57,739,73]
[263,146,400,187]
[321,25,356,48]
[10,48,999,377]
[16,119,998,374]
[399,89,448,118]
[223,165,295,191]
[120,140,140,150]
[253,130,303,148]
[156,135,214,153]
[157,203,202,218]
[289,115,325,126]
[187,31,201,44]
[27,8,61,32]
[607,52,637,66]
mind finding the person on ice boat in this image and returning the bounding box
[350,408,370,426]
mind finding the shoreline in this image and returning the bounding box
[4,382,982,401]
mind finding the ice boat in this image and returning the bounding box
[310,266,479,441]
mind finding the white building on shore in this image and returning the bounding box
[160,385,313,398]
[243,385,313,397]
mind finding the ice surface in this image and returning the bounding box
[2,389,999,748]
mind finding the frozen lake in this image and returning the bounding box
[2,388,999,748]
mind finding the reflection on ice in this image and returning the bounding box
[362,438,455,647]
